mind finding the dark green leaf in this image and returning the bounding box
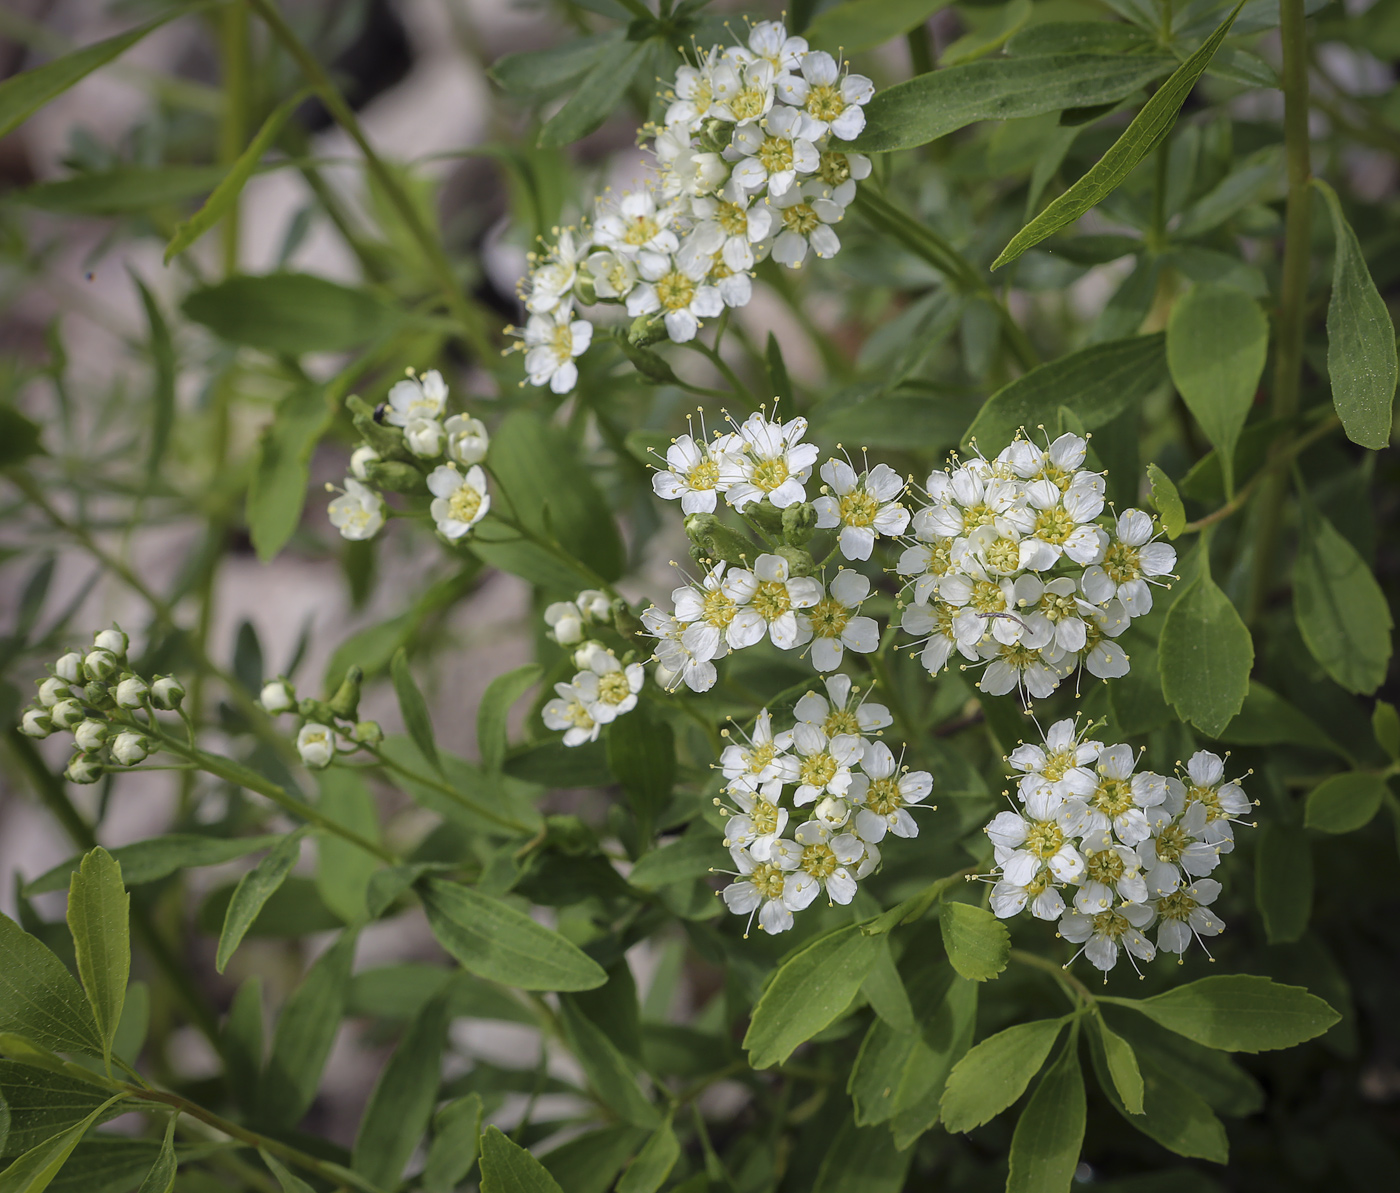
[479,1126,564,1193]
[247,387,332,562]
[537,39,651,148]
[1174,144,1283,238]
[1159,549,1253,736]
[811,1114,912,1193]
[614,1119,678,1193]
[504,739,613,788]
[1254,823,1313,945]
[992,3,1244,267]
[558,998,658,1128]
[860,939,915,1034]
[491,33,624,99]
[392,648,441,773]
[0,1096,126,1193]
[606,707,675,840]
[939,901,1010,981]
[479,664,542,775]
[315,770,381,925]
[258,1150,315,1193]
[1006,1041,1085,1193]
[1213,681,1348,759]
[1111,974,1339,1052]
[540,1126,647,1193]
[183,274,396,355]
[133,1117,177,1193]
[27,835,284,897]
[626,834,722,889]
[131,277,175,474]
[940,1018,1065,1132]
[804,0,953,55]
[1095,1017,1145,1115]
[0,409,44,470]
[217,832,307,972]
[14,166,227,216]
[421,1095,483,1193]
[199,877,341,940]
[1007,21,1155,56]
[1147,463,1186,539]
[1304,772,1386,834]
[1373,700,1400,761]
[941,0,1034,67]
[0,1063,124,1156]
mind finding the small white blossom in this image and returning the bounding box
[444,415,489,465]
[729,105,820,197]
[720,413,819,511]
[799,570,879,672]
[384,370,448,426]
[1080,509,1177,618]
[777,51,874,141]
[726,553,822,650]
[792,674,891,740]
[593,189,679,258]
[652,432,728,514]
[523,306,594,393]
[260,680,296,714]
[770,181,846,267]
[722,842,801,935]
[1059,902,1157,975]
[329,479,386,541]
[584,249,638,300]
[404,417,445,459]
[784,819,863,907]
[814,459,908,561]
[626,251,723,343]
[296,723,336,769]
[790,722,862,806]
[573,650,644,725]
[848,741,932,843]
[542,681,601,747]
[427,464,490,540]
[1152,878,1225,958]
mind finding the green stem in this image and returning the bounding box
[358,744,535,835]
[217,1,249,275]
[1009,947,1094,1007]
[1246,0,1312,626]
[682,339,761,411]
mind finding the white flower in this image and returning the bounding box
[1152,878,1225,957]
[329,479,386,541]
[709,57,776,125]
[720,413,820,511]
[1138,792,1222,895]
[427,464,490,539]
[594,189,679,257]
[626,251,723,343]
[918,461,1026,540]
[404,417,445,458]
[729,105,820,197]
[848,741,932,843]
[783,820,863,907]
[745,21,809,77]
[813,459,908,560]
[728,553,822,650]
[790,722,863,806]
[1013,575,1092,655]
[1072,830,1149,913]
[1052,600,1131,681]
[990,876,1066,922]
[259,680,296,714]
[297,723,336,769]
[722,842,801,935]
[688,184,773,273]
[573,650,644,725]
[985,806,1084,890]
[544,600,585,646]
[673,562,762,661]
[655,132,730,200]
[523,306,593,394]
[576,589,612,622]
[1060,744,1166,846]
[720,708,797,799]
[350,444,379,480]
[777,51,874,141]
[524,227,585,314]
[384,370,448,426]
[642,607,716,693]
[769,180,846,267]
[799,570,879,671]
[1059,902,1156,974]
[724,788,789,861]
[1017,475,1107,571]
[813,147,872,200]
[584,249,638,300]
[1008,718,1100,803]
[899,598,963,677]
[445,415,489,465]
[1080,509,1177,618]
[997,432,1089,488]
[1181,749,1252,848]
[792,673,891,739]
[976,634,1065,701]
[542,681,600,747]
[652,432,727,514]
[110,732,149,766]
[666,52,723,131]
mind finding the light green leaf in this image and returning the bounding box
[558,998,659,1128]
[112,981,149,1067]
[392,648,442,773]
[537,38,650,148]
[422,1095,483,1193]
[1293,483,1393,694]
[1110,975,1339,1052]
[992,3,1245,268]
[938,901,1009,981]
[478,664,543,775]
[941,0,1033,66]
[890,971,979,1148]
[850,54,1171,153]
[1304,772,1387,834]
[490,32,624,99]
[352,993,448,1189]
[1174,145,1284,238]
[1159,548,1253,736]
[1373,701,1400,761]
[811,1114,912,1193]
[26,834,284,896]
[627,835,722,890]
[418,878,607,992]
[1147,463,1186,539]
[805,0,952,55]
[478,1127,564,1193]
[14,166,227,216]
[166,92,303,262]
[315,770,381,926]
[1254,824,1314,945]
[65,849,129,1072]
[962,334,1168,454]
[217,832,307,973]
[1094,1018,1144,1115]
[614,1118,679,1193]
[939,1018,1065,1133]
[1006,1041,1085,1193]
[0,1063,124,1155]
[1007,21,1154,56]
[1166,284,1269,493]
[247,387,332,562]
[183,274,396,355]
[0,13,180,140]
[743,924,882,1070]
[134,1116,178,1193]
[0,1096,127,1193]
[1313,178,1397,449]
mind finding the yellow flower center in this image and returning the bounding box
[962,502,996,530]
[1103,541,1142,585]
[781,201,820,236]
[745,741,776,774]
[751,456,790,492]
[818,150,851,187]
[808,596,850,639]
[805,83,847,123]
[687,457,719,491]
[985,536,1020,573]
[838,489,880,526]
[624,215,660,247]
[1093,778,1134,819]
[715,200,749,236]
[866,776,904,817]
[800,751,837,789]
[753,579,791,621]
[1036,462,1074,491]
[756,135,794,174]
[1085,849,1125,885]
[702,586,736,628]
[1000,642,1042,671]
[549,322,574,361]
[1091,908,1131,940]
[1041,591,1079,623]
[751,800,781,835]
[971,580,1006,615]
[750,862,786,899]
[597,671,632,704]
[801,841,838,878]
[1155,823,1191,864]
[655,270,696,312]
[824,709,859,737]
[730,85,768,122]
[1041,749,1076,782]
[448,484,482,523]
[1034,505,1078,545]
[1156,890,1197,921]
[1189,784,1225,821]
[1024,820,1064,860]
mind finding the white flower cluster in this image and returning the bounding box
[717,676,932,935]
[328,369,492,544]
[983,720,1253,976]
[508,21,875,394]
[542,646,645,747]
[898,434,1176,701]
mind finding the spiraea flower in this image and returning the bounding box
[1059,902,1156,977]
[520,305,594,394]
[1151,878,1225,959]
[427,464,490,540]
[1179,749,1253,847]
[814,459,909,561]
[792,674,891,740]
[1080,509,1177,618]
[790,722,862,807]
[775,50,874,141]
[721,842,801,936]
[384,369,448,426]
[848,741,932,843]
[573,650,644,726]
[720,709,796,799]
[651,427,731,514]
[799,570,879,671]
[542,682,601,747]
[726,553,822,650]
[721,412,820,511]
[626,251,723,343]
[728,105,821,197]
[328,479,386,541]
[769,181,846,267]
[445,415,489,465]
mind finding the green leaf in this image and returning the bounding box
[1373,700,1400,761]
[1094,1017,1145,1115]
[1214,681,1348,759]
[941,0,1034,67]
[766,333,792,404]
[1312,178,1397,449]
[1166,284,1269,493]
[247,387,333,562]
[0,1063,125,1156]
[938,901,1010,982]
[26,834,284,897]
[0,408,45,470]
[1304,772,1387,834]
[805,0,952,55]
[1111,975,1339,1052]
[1293,483,1393,694]
[743,924,882,1070]
[606,707,675,841]
[134,1117,178,1193]
[614,1118,678,1193]
[537,38,651,148]
[0,13,179,140]
[490,32,624,99]
[539,1126,648,1193]
[112,981,149,1066]
[421,1095,483,1193]
[183,274,396,355]
[166,93,303,262]
[479,664,543,775]
[626,834,722,889]
[860,939,915,1034]
[0,1096,126,1193]
[558,998,659,1128]
[258,1150,315,1193]
[14,166,228,216]
[850,54,1171,153]
[1006,1041,1085,1193]
[392,648,442,774]
[1008,21,1154,56]
[992,3,1244,268]
[962,334,1168,454]
[418,878,607,992]
[1159,550,1253,737]
[131,277,175,475]
[1175,145,1284,239]
[613,336,680,386]
[1254,823,1313,944]
[217,832,307,973]
[811,1114,912,1193]
[65,850,129,1072]
[352,993,448,1189]
[817,395,979,453]
[1147,463,1186,539]
[316,770,381,925]
[260,930,359,1127]
[478,1127,564,1193]
[939,1018,1065,1132]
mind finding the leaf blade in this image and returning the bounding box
[217,832,307,973]
[939,1018,1065,1133]
[65,850,130,1072]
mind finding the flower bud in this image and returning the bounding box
[83,648,119,681]
[296,723,336,769]
[573,640,609,671]
[782,501,817,546]
[776,544,817,578]
[260,679,297,714]
[544,601,584,646]
[94,627,129,658]
[815,795,851,829]
[66,753,104,785]
[445,415,489,466]
[74,719,109,752]
[151,676,186,710]
[37,677,70,708]
[84,681,114,709]
[347,394,413,459]
[746,499,785,535]
[364,459,429,494]
[353,720,383,746]
[327,666,363,722]
[20,707,54,738]
[627,312,669,347]
[54,652,85,683]
[576,589,612,623]
[110,732,150,766]
[115,675,149,709]
[50,698,85,729]
[349,444,380,481]
[684,513,751,568]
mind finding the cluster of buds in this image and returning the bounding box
[18,627,184,783]
[259,668,382,770]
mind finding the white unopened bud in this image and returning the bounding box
[66,753,104,785]
[404,417,445,458]
[349,444,380,481]
[260,679,297,714]
[20,708,54,738]
[74,719,109,752]
[151,676,185,709]
[54,652,85,683]
[115,675,149,708]
[50,698,85,729]
[445,414,489,465]
[84,648,119,681]
[94,627,128,657]
[544,601,584,645]
[110,732,150,766]
[576,589,612,622]
[573,640,609,671]
[38,678,70,708]
[296,723,336,769]
[815,795,851,829]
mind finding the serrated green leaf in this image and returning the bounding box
[133,1117,177,1193]
[422,1095,483,1193]
[1146,463,1186,539]
[391,648,442,773]
[1109,974,1339,1052]
[479,1127,563,1193]
[0,1096,127,1193]
[247,387,332,562]
[65,850,129,1072]
[479,664,542,775]
[992,3,1245,267]
[743,924,882,1070]
[1094,1017,1144,1115]
[537,38,650,148]
[418,878,607,992]
[0,913,101,1058]
[217,832,307,973]
[1304,772,1387,834]
[1006,1040,1085,1193]
[804,0,952,55]
[26,834,284,897]
[939,1018,1065,1133]
[938,901,1009,981]
[1159,549,1253,736]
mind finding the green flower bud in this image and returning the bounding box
[50,699,85,729]
[83,681,114,709]
[37,677,70,708]
[298,697,335,723]
[353,720,384,746]
[94,627,128,658]
[775,544,817,578]
[115,675,149,709]
[627,313,669,347]
[364,459,429,494]
[54,652,85,683]
[745,499,785,535]
[684,512,753,568]
[782,501,817,545]
[66,753,104,785]
[347,394,413,459]
[327,665,364,722]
